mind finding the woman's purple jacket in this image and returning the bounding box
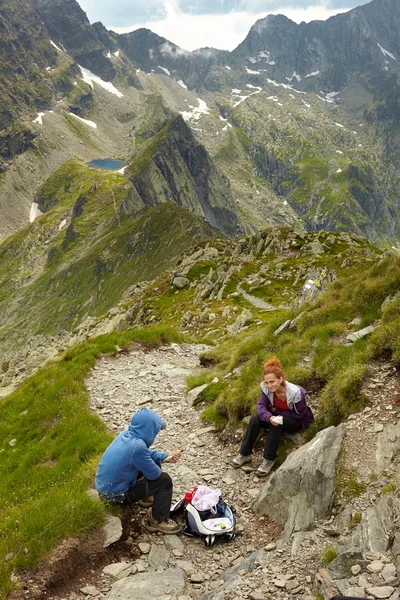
[256,380,314,428]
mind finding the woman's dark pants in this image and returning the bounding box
[240,414,302,460]
[123,472,173,522]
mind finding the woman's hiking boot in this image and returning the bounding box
[231,454,252,468]
[256,458,276,476]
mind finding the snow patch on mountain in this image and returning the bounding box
[181,98,210,121]
[286,72,302,83]
[378,43,397,61]
[68,113,97,128]
[29,203,43,223]
[305,71,320,78]
[79,66,123,98]
[50,40,63,53]
[33,112,46,125]
[246,67,260,75]
[177,80,187,89]
[158,66,171,76]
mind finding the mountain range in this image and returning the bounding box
[0,0,399,245]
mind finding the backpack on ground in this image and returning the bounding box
[170,486,236,547]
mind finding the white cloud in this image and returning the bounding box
[110,3,352,52]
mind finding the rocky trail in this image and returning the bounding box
[14,344,400,600]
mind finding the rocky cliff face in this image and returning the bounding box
[123,116,243,237]
[27,0,117,80]
[0,0,77,146]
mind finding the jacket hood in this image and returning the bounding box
[126,408,163,447]
[260,380,301,406]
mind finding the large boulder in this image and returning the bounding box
[345,496,400,555]
[253,425,344,538]
[105,568,187,599]
[376,423,400,473]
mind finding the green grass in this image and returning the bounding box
[0,326,183,599]
[381,482,397,495]
[322,546,338,565]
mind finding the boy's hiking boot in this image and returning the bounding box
[256,459,276,476]
[145,512,181,534]
[138,495,154,508]
[231,454,252,468]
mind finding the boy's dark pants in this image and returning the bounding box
[123,472,173,522]
[240,414,302,460]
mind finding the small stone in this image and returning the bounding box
[366,586,395,599]
[135,559,147,572]
[346,586,365,597]
[381,564,397,580]
[191,573,204,584]
[222,475,236,486]
[367,561,384,573]
[286,580,300,591]
[374,424,384,433]
[265,543,277,551]
[103,515,122,547]
[138,542,151,554]
[80,586,99,596]
[249,591,265,600]
[273,580,286,589]
[102,562,134,578]
[351,565,361,575]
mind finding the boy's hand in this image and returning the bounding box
[166,448,184,463]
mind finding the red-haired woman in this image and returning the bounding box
[232,358,314,476]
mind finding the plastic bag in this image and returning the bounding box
[191,486,221,512]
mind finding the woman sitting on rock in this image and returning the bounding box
[232,357,314,476]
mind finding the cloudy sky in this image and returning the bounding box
[77,0,370,51]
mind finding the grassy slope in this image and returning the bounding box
[0,327,183,599]
[211,87,397,243]
[1,225,400,597]
[0,159,218,354]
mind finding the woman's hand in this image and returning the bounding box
[270,416,281,426]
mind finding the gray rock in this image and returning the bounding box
[227,309,253,335]
[172,277,190,289]
[253,425,344,537]
[346,325,375,343]
[366,586,395,598]
[393,532,400,574]
[273,320,291,336]
[103,562,134,579]
[327,550,364,579]
[175,560,196,574]
[367,561,384,573]
[359,496,400,554]
[103,515,123,547]
[346,586,365,597]
[138,543,151,554]
[148,543,170,568]
[105,568,186,599]
[164,535,184,552]
[186,384,208,407]
[80,586,99,596]
[381,564,397,580]
[198,550,264,600]
[376,423,400,473]
[315,569,339,600]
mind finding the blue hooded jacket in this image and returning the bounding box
[95,408,168,500]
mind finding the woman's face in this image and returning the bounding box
[264,373,283,392]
